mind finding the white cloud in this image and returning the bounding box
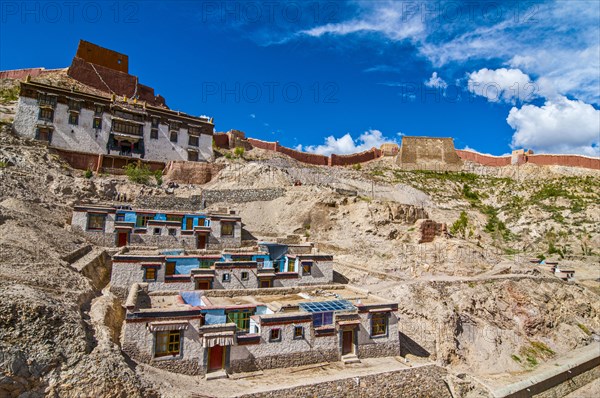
[298,129,397,156]
[425,72,448,90]
[299,1,425,42]
[507,96,600,156]
[467,68,536,103]
[249,113,256,119]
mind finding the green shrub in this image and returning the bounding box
[511,355,522,363]
[224,152,232,159]
[234,146,245,158]
[352,163,362,171]
[450,211,469,239]
[84,169,93,179]
[0,161,8,168]
[154,170,163,186]
[462,184,479,201]
[123,163,153,185]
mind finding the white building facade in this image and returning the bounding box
[13,80,214,163]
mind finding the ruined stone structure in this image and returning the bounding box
[12,41,214,164]
[397,136,463,171]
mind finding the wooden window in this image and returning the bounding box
[86,213,106,231]
[38,93,57,108]
[293,326,304,339]
[187,151,198,161]
[94,105,103,115]
[154,330,181,357]
[68,99,81,111]
[116,214,125,222]
[199,259,216,268]
[166,215,183,222]
[170,131,178,143]
[144,267,157,281]
[113,110,144,123]
[153,228,161,235]
[302,262,312,275]
[221,222,234,236]
[241,271,249,281]
[38,108,54,122]
[227,310,251,332]
[68,112,79,125]
[150,129,158,139]
[93,117,102,129]
[168,228,177,236]
[151,117,159,128]
[112,120,143,136]
[165,262,176,276]
[371,313,388,336]
[135,214,153,228]
[287,259,295,273]
[188,135,199,147]
[269,328,281,342]
[222,273,231,282]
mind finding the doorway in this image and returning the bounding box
[197,234,207,249]
[186,218,194,230]
[342,330,354,355]
[260,279,272,288]
[117,232,129,247]
[208,345,225,372]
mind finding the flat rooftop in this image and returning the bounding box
[136,286,394,313]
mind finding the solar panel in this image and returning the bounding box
[299,300,355,313]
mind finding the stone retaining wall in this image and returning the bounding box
[234,364,452,398]
[201,188,285,205]
[135,195,204,211]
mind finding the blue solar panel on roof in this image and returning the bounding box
[299,300,355,313]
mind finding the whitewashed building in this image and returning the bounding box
[12,80,214,163]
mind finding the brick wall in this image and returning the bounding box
[275,143,330,165]
[456,150,511,166]
[163,161,222,185]
[213,133,229,149]
[67,57,166,107]
[0,68,56,80]
[457,150,600,170]
[330,148,380,166]
[247,138,277,151]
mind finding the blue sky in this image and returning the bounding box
[1,0,599,156]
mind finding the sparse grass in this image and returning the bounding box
[84,169,93,179]
[511,354,522,363]
[0,85,19,103]
[352,163,362,171]
[371,170,384,176]
[577,323,591,335]
[234,146,245,158]
[519,341,555,368]
[0,161,8,168]
[468,282,476,288]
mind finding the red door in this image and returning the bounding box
[117,232,128,247]
[342,330,353,355]
[197,234,206,249]
[208,345,224,371]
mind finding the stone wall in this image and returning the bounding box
[234,364,452,398]
[135,195,204,211]
[397,136,463,171]
[201,188,285,205]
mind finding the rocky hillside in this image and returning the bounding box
[1,80,599,397]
